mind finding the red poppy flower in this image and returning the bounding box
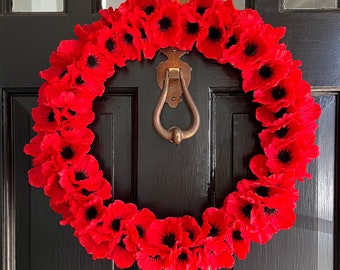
[188,0,219,17]
[168,247,197,270]
[196,9,226,60]
[96,28,126,67]
[297,95,322,125]
[107,234,137,268]
[146,217,183,252]
[259,118,305,149]
[32,104,59,133]
[68,67,105,99]
[236,179,294,203]
[223,191,261,232]
[249,154,270,179]
[37,80,69,105]
[24,133,45,162]
[125,11,158,59]
[222,24,281,69]
[77,43,114,82]
[78,230,111,259]
[127,208,156,248]
[74,21,106,42]
[70,197,106,232]
[204,240,234,270]
[181,215,202,247]
[42,128,94,165]
[125,0,166,18]
[260,194,298,231]
[98,200,137,245]
[253,70,308,112]
[265,138,310,176]
[58,155,111,202]
[230,220,251,260]
[49,91,94,129]
[40,39,81,82]
[201,208,228,242]
[146,3,181,48]
[242,45,300,92]
[27,165,46,188]
[44,172,67,205]
[256,103,297,128]
[114,22,142,61]
[136,247,170,270]
[99,7,123,29]
[176,5,202,51]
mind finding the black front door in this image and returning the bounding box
[1,0,339,269]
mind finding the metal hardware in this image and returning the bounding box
[153,48,200,144]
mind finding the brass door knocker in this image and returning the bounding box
[153,48,200,144]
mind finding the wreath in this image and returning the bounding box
[24,0,321,269]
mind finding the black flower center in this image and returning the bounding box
[59,69,67,78]
[208,224,220,237]
[112,219,121,232]
[226,35,237,49]
[275,126,289,138]
[87,55,98,68]
[136,225,145,238]
[105,38,115,52]
[271,85,287,100]
[81,189,92,196]
[48,111,55,122]
[186,22,199,35]
[242,203,253,219]
[118,235,126,249]
[178,251,189,262]
[264,207,277,215]
[75,171,88,181]
[162,232,176,248]
[86,206,98,220]
[232,230,243,241]
[258,64,273,79]
[274,107,288,119]
[139,28,147,39]
[124,33,133,44]
[60,146,74,160]
[187,229,195,241]
[76,76,84,85]
[255,186,270,197]
[277,149,292,163]
[68,108,76,116]
[196,6,207,15]
[143,5,155,15]
[150,255,161,261]
[208,26,222,42]
[244,42,258,56]
[159,17,172,31]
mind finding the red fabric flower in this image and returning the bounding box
[107,234,137,268]
[230,220,251,260]
[77,43,114,82]
[127,208,156,248]
[196,9,226,59]
[242,45,300,92]
[146,217,183,252]
[201,208,229,242]
[249,154,270,179]
[40,39,81,82]
[136,247,170,270]
[168,247,197,270]
[176,5,202,50]
[32,104,59,133]
[181,215,202,246]
[146,3,181,48]
[100,200,138,244]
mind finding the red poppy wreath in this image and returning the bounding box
[24,0,321,269]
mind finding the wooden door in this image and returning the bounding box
[0,0,338,269]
